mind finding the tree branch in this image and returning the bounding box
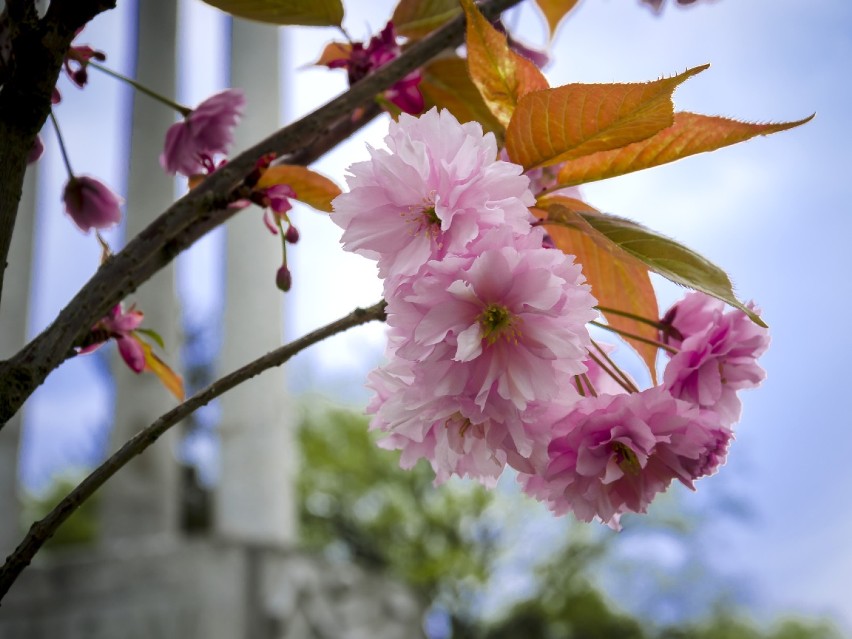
[0,0,524,428]
[0,300,387,603]
[0,0,116,305]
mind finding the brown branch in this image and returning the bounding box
[0,299,388,603]
[0,0,116,305]
[0,0,524,428]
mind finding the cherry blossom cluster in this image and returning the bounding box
[523,293,768,527]
[334,108,770,528]
[334,107,595,481]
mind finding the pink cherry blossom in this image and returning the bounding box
[64,42,106,88]
[386,227,597,411]
[332,108,535,280]
[366,342,576,485]
[520,387,732,528]
[659,290,725,348]
[62,175,123,233]
[81,304,146,373]
[662,293,769,425]
[326,22,424,115]
[160,89,245,177]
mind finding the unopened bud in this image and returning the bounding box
[285,225,300,244]
[275,265,292,292]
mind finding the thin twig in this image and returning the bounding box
[589,320,677,354]
[0,0,524,428]
[0,300,387,602]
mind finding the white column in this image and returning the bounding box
[99,0,182,542]
[215,17,296,546]
[0,166,37,560]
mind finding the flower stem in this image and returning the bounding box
[589,340,640,394]
[589,320,677,354]
[595,305,665,331]
[89,61,191,116]
[49,111,75,179]
[574,375,586,397]
[580,372,598,398]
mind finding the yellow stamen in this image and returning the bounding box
[611,442,641,476]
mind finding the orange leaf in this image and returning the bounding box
[257,165,341,212]
[460,0,549,128]
[556,111,815,187]
[420,55,504,140]
[139,339,185,401]
[535,196,660,383]
[533,0,581,39]
[505,65,708,170]
[392,0,460,39]
[314,41,351,66]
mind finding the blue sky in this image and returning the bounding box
[13,0,852,632]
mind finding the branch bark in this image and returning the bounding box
[0,0,117,305]
[0,300,387,603]
[0,0,524,428]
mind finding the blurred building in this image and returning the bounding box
[0,2,421,637]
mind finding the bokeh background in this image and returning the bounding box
[13,0,851,635]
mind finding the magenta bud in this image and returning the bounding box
[285,225,300,244]
[275,265,292,292]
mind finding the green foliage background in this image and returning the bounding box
[297,406,840,639]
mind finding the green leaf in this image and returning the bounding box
[198,0,343,26]
[505,65,708,170]
[555,111,815,187]
[535,196,660,383]
[257,165,341,212]
[135,327,165,350]
[533,0,581,39]
[392,0,460,39]
[460,0,549,128]
[419,55,504,140]
[578,211,766,327]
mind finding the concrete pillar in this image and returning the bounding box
[99,0,182,542]
[215,18,296,546]
[0,166,37,560]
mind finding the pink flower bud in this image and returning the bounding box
[285,225,300,244]
[275,265,292,292]
[62,175,123,233]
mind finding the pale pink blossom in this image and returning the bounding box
[660,290,725,349]
[332,108,535,280]
[367,345,577,484]
[160,89,245,176]
[386,227,597,411]
[521,387,732,528]
[62,175,123,233]
[662,293,769,425]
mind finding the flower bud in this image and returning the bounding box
[275,265,292,292]
[285,224,300,244]
[62,175,123,233]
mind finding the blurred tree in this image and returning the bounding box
[297,406,841,639]
[21,473,99,550]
